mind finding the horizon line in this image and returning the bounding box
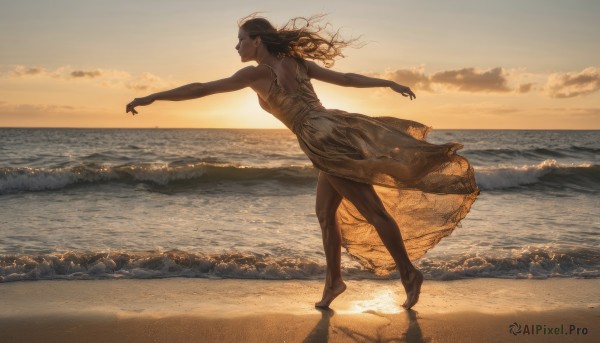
[1,126,599,131]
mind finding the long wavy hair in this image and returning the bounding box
[238,14,358,67]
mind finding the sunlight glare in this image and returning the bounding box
[346,289,403,314]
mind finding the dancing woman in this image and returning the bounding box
[126,15,478,309]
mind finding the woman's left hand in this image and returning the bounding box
[391,83,416,100]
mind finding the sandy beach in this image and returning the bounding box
[0,278,597,342]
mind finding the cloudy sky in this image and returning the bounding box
[1,0,599,129]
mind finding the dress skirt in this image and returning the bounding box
[293,109,479,276]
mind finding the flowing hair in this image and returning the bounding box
[238,14,359,67]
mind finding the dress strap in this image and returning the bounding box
[259,61,306,93]
[259,64,277,80]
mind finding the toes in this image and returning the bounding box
[402,271,423,310]
[315,282,346,309]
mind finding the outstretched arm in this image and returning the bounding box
[305,61,416,100]
[126,66,259,115]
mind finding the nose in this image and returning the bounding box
[235,43,239,50]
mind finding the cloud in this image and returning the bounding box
[430,67,511,93]
[434,102,519,115]
[0,103,77,113]
[124,72,165,91]
[382,66,431,91]
[70,70,102,78]
[8,65,103,79]
[5,65,170,91]
[518,83,534,94]
[381,66,512,93]
[544,67,600,98]
[11,66,46,77]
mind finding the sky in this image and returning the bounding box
[1,0,599,129]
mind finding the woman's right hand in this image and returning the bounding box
[126,96,154,115]
[391,83,416,100]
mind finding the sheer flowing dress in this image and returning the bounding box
[258,61,479,276]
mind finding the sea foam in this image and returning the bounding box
[0,163,317,194]
[2,160,598,194]
[474,159,597,190]
[1,247,597,282]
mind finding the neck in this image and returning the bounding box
[256,48,276,65]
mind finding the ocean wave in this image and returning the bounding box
[1,159,597,194]
[1,247,597,282]
[474,160,599,191]
[465,145,599,160]
[0,163,318,194]
[418,247,600,280]
[0,250,327,282]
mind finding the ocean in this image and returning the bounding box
[1,128,598,282]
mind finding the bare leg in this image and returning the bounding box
[323,173,423,309]
[314,172,346,308]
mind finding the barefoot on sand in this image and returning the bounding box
[402,270,424,310]
[315,281,347,308]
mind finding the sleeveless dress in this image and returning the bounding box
[258,61,479,276]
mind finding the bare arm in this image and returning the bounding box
[126,66,260,115]
[305,61,415,100]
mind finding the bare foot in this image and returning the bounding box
[315,280,347,308]
[401,269,423,310]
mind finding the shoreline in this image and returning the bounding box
[1,278,598,342]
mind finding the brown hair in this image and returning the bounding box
[238,14,358,67]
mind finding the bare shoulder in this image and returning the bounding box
[227,65,273,93]
[304,60,346,84]
[231,65,268,81]
[229,65,272,97]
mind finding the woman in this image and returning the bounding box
[126,15,478,310]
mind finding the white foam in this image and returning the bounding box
[2,247,597,282]
[417,246,600,280]
[0,168,76,193]
[0,163,316,194]
[474,159,593,190]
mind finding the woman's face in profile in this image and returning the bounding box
[235,28,257,62]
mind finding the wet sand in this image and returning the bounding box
[0,278,598,342]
